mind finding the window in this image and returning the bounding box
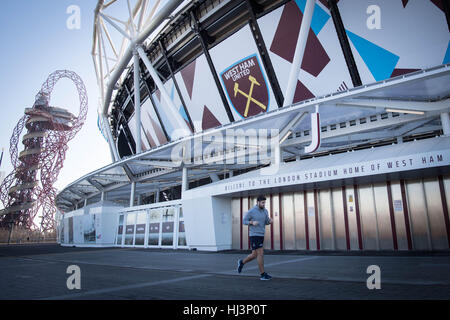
[148,209,162,246]
[161,208,175,246]
[135,211,146,245]
[116,214,124,245]
[178,207,186,246]
[124,213,136,245]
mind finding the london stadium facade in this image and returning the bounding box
[55,0,450,252]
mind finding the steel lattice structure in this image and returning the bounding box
[0,70,88,231]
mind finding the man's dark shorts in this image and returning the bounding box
[249,236,264,250]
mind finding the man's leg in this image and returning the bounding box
[242,250,257,264]
[256,248,264,274]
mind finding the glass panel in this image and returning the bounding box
[161,208,175,246]
[124,213,136,245]
[178,221,186,246]
[83,214,96,243]
[282,193,296,250]
[116,215,124,245]
[407,180,430,250]
[148,209,162,246]
[135,211,146,246]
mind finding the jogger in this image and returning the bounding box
[237,195,273,280]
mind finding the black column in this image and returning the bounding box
[117,108,136,155]
[443,0,450,32]
[245,0,284,108]
[190,10,235,123]
[327,0,362,87]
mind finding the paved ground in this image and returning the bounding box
[0,244,449,300]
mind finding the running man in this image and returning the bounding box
[237,195,273,280]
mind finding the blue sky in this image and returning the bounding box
[0,0,111,193]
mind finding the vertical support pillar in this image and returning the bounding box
[386,181,399,250]
[270,194,274,250]
[101,192,105,201]
[400,180,413,250]
[155,189,160,203]
[240,197,243,250]
[353,185,363,250]
[303,190,309,250]
[314,189,320,250]
[133,49,142,154]
[441,112,450,136]
[283,0,315,107]
[279,193,284,250]
[174,205,180,249]
[329,188,336,250]
[371,184,381,250]
[182,166,188,193]
[438,175,450,248]
[420,179,433,250]
[101,114,120,161]
[191,10,235,123]
[341,185,350,250]
[137,194,142,206]
[130,181,136,207]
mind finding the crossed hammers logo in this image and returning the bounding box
[234,75,267,117]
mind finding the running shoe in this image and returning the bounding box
[260,272,272,280]
[237,259,244,273]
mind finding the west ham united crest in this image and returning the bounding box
[220,54,269,119]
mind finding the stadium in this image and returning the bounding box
[55,0,450,253]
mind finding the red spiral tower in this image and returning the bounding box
[0,70,88,232]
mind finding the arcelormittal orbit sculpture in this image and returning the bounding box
[0,70,88,232]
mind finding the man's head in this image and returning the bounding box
[257,195,266,209]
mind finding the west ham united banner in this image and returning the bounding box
[220,54,269,119]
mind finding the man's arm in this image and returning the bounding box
[243,210,252,225]
[265,211,273,225]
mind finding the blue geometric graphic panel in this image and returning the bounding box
[295,0,330,35]
[179,105,189,122]
[444,40,450,65]
[346,30,400,82]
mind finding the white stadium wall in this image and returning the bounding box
[59,201,123,247]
